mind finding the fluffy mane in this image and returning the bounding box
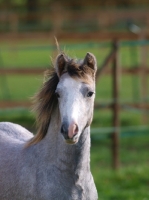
[26,53,96,147]
[26,69,59,147]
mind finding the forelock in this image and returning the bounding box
[61,59,95,83]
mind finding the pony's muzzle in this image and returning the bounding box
[61,122,79,141]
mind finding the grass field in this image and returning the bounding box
[91,136,149,200]
[0,39,149,199]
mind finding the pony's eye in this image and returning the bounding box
[55,92,60,98]
[87,91,94,97]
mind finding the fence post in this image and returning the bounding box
[140,33,148,124]
[111,40,120,170]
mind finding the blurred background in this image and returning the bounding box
[0,0,149,199]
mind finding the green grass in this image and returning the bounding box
[0,107,34,124]
[1,40,149,68]
[0,75,42,100]
[0,45,111,68]
[91,136,149,200]
[1,48,51,68]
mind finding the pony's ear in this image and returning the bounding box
[83,52,97,74]
[55,54,67,77]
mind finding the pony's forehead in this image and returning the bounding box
[57,73,81,89]
[57,73,94,90]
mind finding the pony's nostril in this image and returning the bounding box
[74,124,79,135]
[61,124,65,134]
[61,124,69,139]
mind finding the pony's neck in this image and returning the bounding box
[56,127,91,176]
[39,108,91,176]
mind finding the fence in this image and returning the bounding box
[0,6,149,34]
[0,39,149,169]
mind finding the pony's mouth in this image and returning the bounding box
[65,137,78,145]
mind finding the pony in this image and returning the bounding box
[0,52,98,200]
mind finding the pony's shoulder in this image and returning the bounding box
[0,122,33,142]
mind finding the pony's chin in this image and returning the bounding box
[65,138,78,145]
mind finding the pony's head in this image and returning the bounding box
[27,52,97,146]
[55,53,97,144]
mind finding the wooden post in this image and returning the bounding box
[111,40,120,170]
[140,33,148,124]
